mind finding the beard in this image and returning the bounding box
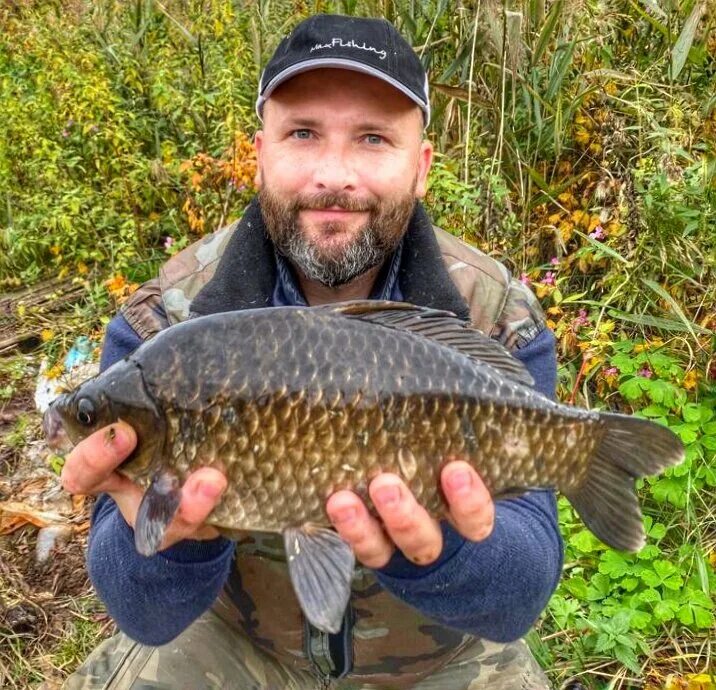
[259,183,417,288]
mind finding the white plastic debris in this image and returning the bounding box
[35,524,73,563]
[34,336,100,413]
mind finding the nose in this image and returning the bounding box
[43,405,73,452]
[311,144,358,193]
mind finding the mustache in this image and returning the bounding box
[294,192,378,213]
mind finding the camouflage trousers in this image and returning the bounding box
[63,609,551,690]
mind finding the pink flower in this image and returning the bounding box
[638,367,653,378]
[519,273,531,286]
[163,236,174,249]
[62,129,70,138]
[550,257,560,266]
[541,271,556,286]
[604,366,618,377]
[573,309,590,329]
[589,225,606,240]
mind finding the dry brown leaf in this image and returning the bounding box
[0,501,69,534]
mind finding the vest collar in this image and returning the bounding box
[190,196,470,321]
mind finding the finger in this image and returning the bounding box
[327,490,394,569]
[162,467,228,546]
[369,474,443,566]
[441,460,495,542]
[60,422,137,495]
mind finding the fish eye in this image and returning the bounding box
[76,398,96,426]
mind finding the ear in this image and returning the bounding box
[254,131,264,189]
[414,139,433,199]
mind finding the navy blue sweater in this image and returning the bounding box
[89,306,563,646]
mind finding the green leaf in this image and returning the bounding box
[682,403,704,424]
[641,278,709,340]
[599,551,632,579]
[650,477,686,507]
[677,604,694,625]
[564,576,589,599]
[620,577,640,592]
[607,308,708,334]
[639,404,669,418]
[629,610,652,630]
[611,353,637,374]
[532,0,564,65]
[594,632,613,653]
[701,435,716,451]
[702,421,716,436]
[614,644,641,673]
[619,377,643,401]
[694,607,714,629]
[653,599,678,621]
[637,588,661,605]
[569,529,602,553]
[671,1,706,79]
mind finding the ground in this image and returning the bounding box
[0,282,113,689]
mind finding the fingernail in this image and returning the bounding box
[374,484,400,508]
[104,425,131,453]
[447,470,472,495]
[332,507,356,525]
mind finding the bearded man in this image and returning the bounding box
[61,14,563,690]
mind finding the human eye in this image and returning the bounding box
[292,129,312,140]
[364,133,384,145]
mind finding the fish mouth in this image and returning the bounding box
[42,406,74,454]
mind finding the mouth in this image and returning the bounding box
[42,406,74,453]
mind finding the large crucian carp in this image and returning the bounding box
[44,301,684,633]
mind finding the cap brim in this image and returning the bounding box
[256,58,430,127]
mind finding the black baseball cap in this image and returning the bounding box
[256,14,430,127]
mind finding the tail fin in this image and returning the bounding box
[564,413,684,552]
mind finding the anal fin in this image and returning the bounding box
[284,525,355,634]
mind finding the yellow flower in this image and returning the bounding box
[604,81,618,96]
[683,370,699,390]
[41,329,54,342]
[77,261,89,275]
[559,221,575,242]
[584,355,604,374]
[45,364,64,380]
[574,127,591,145]
[535,283,553,299]
[17,303,26,317]
[557,191,577,207]
[49,245,61,256]
[105,274,127,295]
[571,210,590,228]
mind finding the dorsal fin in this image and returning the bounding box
[316,300,534,387]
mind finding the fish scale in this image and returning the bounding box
[45,300,684,634]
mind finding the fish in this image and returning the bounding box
[43,300,684,633]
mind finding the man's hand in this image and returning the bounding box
[60,422,227,550]
[326,459,494,569]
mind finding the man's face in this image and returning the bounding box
[254,68,433,287]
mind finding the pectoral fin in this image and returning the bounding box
[283,525,355,634]
[134,470,182,557]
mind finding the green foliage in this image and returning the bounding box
[545,341,716,679]
[0,1,257,281]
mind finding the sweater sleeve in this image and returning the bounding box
[374,327,564,642]
[87,314,235,645]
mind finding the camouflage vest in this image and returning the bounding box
[121,206,547,688]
